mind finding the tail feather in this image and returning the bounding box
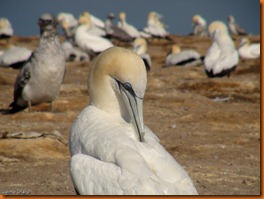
[0,102,27,114]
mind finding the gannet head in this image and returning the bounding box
[208,20,228,37]
[192,15,200,23]
[78,12,92,27]
[88,47,147,142]
[171,44,181,54]
[0,18,10,29]
[239,37,250,47]
[133,37,147,55]
[228,15,235,23]
[192,15,206,26]
[38,13,57,35]
[119,12,126,22]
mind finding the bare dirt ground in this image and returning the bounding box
[0,34,260,195]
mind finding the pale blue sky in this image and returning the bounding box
[0,0,260,36]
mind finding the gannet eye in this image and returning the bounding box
[123,82,132,91]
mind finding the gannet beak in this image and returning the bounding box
[117,80,145,142]
[133,45,140,53]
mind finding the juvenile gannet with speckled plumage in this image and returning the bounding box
[204,21,239,78]
[75,12,113,55]
[6,14,66,113]
[118,12,140,38]
[133,37,152,71]
[164,44,204,67]
[69,46,198,195]
[238,37,260,59]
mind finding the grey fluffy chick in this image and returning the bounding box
[7,14,66,113]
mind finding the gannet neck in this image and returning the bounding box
[88,47,147,141]
[239,38,250,47]
[119,12,126,23]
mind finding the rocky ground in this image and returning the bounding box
[0,34,260,195]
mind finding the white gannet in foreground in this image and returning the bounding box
[57,12,78,42]
[75,12,113,56]
[0,18,13,38]
[238,37,260,59]
[164,44,204,67]
[133,37,152,71]
[118,12,140,38]
[228,15,247,36]
[69,46,198,195]
[0,44,32,69]
[191,15,208,36]
[204,21,239,78]
[6,14,66,113]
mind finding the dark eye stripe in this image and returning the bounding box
[115,79,136,97]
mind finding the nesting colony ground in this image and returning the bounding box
[0,34,260,195]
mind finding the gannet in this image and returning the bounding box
[0,44,32,69]
[228,15,247,36]
[238,37,260,59]
[0,18,13,38]
[143,12,170,39]
[57,12,78,42]
[69,46,198,195]
[191,15,208,36]
[75,12,113,56]
[133,37,152,71]
[105,13,133,42]
[118,12,140,38]
[6,13,66,113]
[80,12,106,37]
[164,44,204,67]
[90,14,105,29]
[204,21,239,78]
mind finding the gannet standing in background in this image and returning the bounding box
[204,21,239,78]
[133,37,152,71]
[118,12,140,38]
[227,15,247,36]
[57,12,78,42]
[0,18,13,38]
[5,14,66,113]
[238,37,260,59]
[81,12,106,37]
[105,13,133,42]
[69,46,198,195]
[75,12,113,56]
[191,15,208,36]
[0,44,32,69]
[164,44,204,67]
[143,12,170,39]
